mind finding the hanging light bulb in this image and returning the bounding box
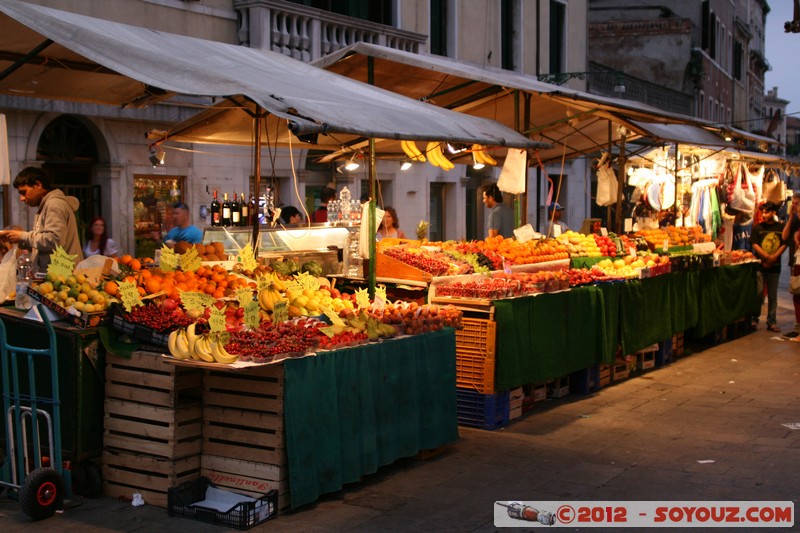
[400,160,413,171]
[472,152,484,170]
[344,152,360,171]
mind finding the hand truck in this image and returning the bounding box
[0,304,72,520]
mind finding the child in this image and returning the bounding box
[750,202,787,332]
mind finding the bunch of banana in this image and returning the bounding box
[471,144,497,165]
[426,142,455,171]
[167,323,239,364]
[267,271,287,292]
[400,140,426,162]
[258,283,286,312]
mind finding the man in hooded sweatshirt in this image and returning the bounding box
[0,167,83,272]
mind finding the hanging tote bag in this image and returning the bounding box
[763,170,787,205]
[729,162,756,215]
[596,162,618,207]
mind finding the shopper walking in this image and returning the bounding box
[782,191,800,337]
[750,202,787,332]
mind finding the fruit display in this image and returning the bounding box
[556,231,618,257]
[173,241,228,261]
[636,226,711,249]
[433,270,570,299]
[34,272,118,315]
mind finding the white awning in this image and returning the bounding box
[0,0,537,149]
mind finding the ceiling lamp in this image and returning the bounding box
[344,152,360,171]
[472,152,484,170]
[148,145,165,166]
[400,160,413,171]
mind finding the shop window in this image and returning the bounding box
[429,182,446,242]
[549,0,566,76]
[430,0,448,57]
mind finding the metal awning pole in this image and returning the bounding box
[252,105,261,246]
[368,137,377,298]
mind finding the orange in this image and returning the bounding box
[144,277,162,295]
[119,254,133,266]
[203,283,216,295]
[129,259,142,272]
[104,280,119,297]
[136,286,146,297]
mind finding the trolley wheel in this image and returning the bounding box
[19,467,64,520]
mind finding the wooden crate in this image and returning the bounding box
[611,361,630,382]
[201,455,290,510]
[672,332,685,357]
[598,364,611,388]
[637,350,656,371]
[104,398,203,459]
[102,449,200,508]
[105,351,202,408]
[547,376,570,399]
[203,366,286,465]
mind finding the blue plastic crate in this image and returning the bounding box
[655,338,673,367]
[456,388,509,430]
[570,365,599,394]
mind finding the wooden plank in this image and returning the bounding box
[203,406,283,432]
[204,373,283,395]
[203,424,283,451]
[203,391,283,413]
[105,398,202,424]
[201,454,287,482]
[104,434,202,459]
[202,441,285,465]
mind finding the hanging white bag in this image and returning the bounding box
[596,162,618,207]
[497,149,527,195]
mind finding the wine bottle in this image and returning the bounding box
[249,193,258,225]
[222,192,231,226]
[210,190,221,226]
[231,193,241,226]
[240,191,249,226]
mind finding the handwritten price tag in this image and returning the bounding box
[239,243,258,272]
[47,245,77,280]
[118,280,142,312]
[234,287,254,308]
[208,306,226,333]
[180,247,202,272]
[295,272,320,291]
[160,246,178,272]
[244,300,260,330]
[355,287,370,309]
[373,285,387,309]
[273,300,289,323]
[256,274,272,291]
[322,306,345,326]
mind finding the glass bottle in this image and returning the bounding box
[240,191,249,226]
[211,190,221,226]
[222,192,231,226]
[15,249,32,310]
[249,193,258,225]
[231,193,241,226]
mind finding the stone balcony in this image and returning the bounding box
[234,0,427,62]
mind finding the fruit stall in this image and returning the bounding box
[1,219,761,514]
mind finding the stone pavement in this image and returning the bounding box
[1,271,798,532]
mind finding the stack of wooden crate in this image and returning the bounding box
[201,365,290,509]
[103,351,203,507]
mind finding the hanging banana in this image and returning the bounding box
[471,144,497,166]
[401,140,426,162]
[426,142,454,171]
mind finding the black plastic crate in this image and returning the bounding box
[456,388,509,430]
[168,477,278,530]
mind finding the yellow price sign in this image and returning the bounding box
[239,243,258,272]
[118,280,142,312]
[273,300,289,323]
[318,325,337,338]
[234,287,254,308]
[180,247,202,272]
[354,287,370,310]
[208,305,226,333]
[179,290,216,312]
[285,279,304,294]
[256,274,272,291]
[47,245,77,280]
[160,246,178,272]
[295,272,320,291]
[322,306,345,326]
[244,300,260,330]
[374,285,387,309]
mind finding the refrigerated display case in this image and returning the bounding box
[202,224,355,275]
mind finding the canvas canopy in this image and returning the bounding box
[0,0,537,149]
[313,42,775,163]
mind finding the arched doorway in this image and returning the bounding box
[36,115,101,242]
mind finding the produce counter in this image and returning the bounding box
[491,262,759,390]
[283,327,458,508]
